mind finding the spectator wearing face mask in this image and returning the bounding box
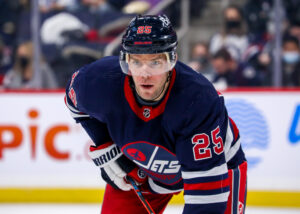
[2,41,58,89]
[209,5,249,62]
[281,35,300,86]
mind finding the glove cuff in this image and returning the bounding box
[89,142,113,151]
[88,142,122,167]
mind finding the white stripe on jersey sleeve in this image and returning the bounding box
[181,163,228,179]
[148,178,183,194]
[69,111,90,119]
[65,96,90,119]
[184,192,230,204]
[65,96,81,113]
[223,119,241,162]
[224,119,234,155]
[226,138,241,162]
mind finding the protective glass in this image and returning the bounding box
[120,52,176,76]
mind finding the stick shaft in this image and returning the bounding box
[127,176,156,214]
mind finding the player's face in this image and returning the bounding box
[130,54,170,101]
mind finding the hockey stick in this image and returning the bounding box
[127,176,156,214]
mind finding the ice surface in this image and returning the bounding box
[0,204,300,214]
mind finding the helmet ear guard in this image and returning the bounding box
[119,50,126,63]
[165,49,177,64]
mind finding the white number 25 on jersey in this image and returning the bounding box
[191,126,224,160]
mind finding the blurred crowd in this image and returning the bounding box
[0,0,299,90]
[188,0,300,90]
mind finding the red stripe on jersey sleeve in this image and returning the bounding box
[238,161,247,205]
[184,177,229,191]
[225,169,233,214]
[64,95,67,106]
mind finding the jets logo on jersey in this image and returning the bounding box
[122,141,181,185]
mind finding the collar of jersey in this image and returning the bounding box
[124,69,176,122]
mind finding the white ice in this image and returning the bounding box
[0,204,300,214]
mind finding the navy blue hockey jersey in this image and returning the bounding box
[65,56,246,213]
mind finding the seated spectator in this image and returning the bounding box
[237,47,272,86]
[240,0,273,87]
[243,0,272,44]
[188,41,215,81]
[0,0,21,47]
[41,12,89,46]
[38,0,134,87]
[209,5,248,62]
[288,24,300,44]
[281,35,300,86]
[0,0,23,82]
[211,48,239,90]
[3,41,58,89]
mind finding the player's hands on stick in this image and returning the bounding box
[88,142,147,191]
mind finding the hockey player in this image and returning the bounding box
[65,14,247,214]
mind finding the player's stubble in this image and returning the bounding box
[132,72,169,101]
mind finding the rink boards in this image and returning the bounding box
[0,89,300,207]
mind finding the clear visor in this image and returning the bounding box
[120,52,176,76]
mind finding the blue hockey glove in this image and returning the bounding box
[88,142,147,191]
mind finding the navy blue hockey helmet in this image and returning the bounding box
[121,14,177,54]
[120,15,178,76]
